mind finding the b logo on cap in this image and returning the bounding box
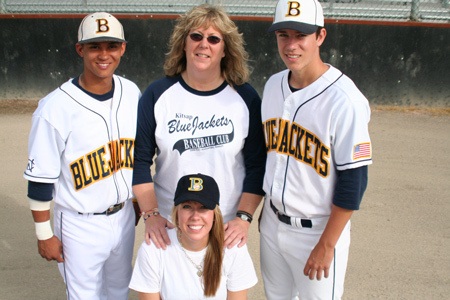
[188,177,204,192]
[286,1,301,17]
[96,18,110,33]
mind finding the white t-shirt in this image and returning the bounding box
[129,229,258,299]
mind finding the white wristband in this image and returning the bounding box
[35,220,54,240]
[28,198,51,211]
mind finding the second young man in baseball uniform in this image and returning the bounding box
[259,0,373,299]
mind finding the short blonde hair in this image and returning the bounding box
[164,4,250,87]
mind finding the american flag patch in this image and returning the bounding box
[353,142,371,160]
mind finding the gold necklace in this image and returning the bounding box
[178,231,204,277]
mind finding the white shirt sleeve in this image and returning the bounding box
[224,243,258,292]
[129,241,161,293]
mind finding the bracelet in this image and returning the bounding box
[141,208,160,222]
[140,207,159,217]
[35,220,54,240]
[236,210,253,223]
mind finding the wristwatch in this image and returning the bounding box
[236,211,253,223]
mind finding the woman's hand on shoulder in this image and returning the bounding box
[224,217,250,249]
[143,214,174,250]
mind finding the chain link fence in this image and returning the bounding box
[0,0,449,22]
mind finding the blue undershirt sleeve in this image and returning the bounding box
[332,166,368,210]
[28,181,53,201]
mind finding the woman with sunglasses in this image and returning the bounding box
[129,173,258,299]
[132,4,266,251]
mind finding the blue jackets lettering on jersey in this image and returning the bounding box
[133,75,266,222]
[70,137,134,190]
[24,75,141,213]
[265,117,330,177]
[262,65,372,218]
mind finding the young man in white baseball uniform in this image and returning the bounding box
[259,0,373,299]
[24,12,141,300]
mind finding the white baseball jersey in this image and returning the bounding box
[133,76,266,223]
[262,65,372,218]
[23,75,141,213]
[260,65,372,299]
[129,228,258,299]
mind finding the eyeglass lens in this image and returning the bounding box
[189,33,221,45]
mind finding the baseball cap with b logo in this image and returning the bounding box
[174,173,220,210]
[268,0,324,34]
[78,12,126,44]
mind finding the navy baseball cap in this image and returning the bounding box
[174,174,220,210]
[268,0,324,34]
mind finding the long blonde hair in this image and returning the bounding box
[164,4,250,87]
[172,204,224,297]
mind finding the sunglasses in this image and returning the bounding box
[189,33,222,45]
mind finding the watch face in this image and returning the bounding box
[238,214,251,222]
[240,215,249,221]
[237,212,252,223]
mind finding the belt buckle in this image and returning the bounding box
[105,205,115,216]
[105,203,123,216]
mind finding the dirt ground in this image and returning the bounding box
[1,100,449,299]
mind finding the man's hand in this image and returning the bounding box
[304,205,354,280]
[37,236,64,263]
[224,217,250,249]
[143,214,174,250]
[303,242,334,280]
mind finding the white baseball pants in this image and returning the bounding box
[54,200,135,300]
[260,201,350,300]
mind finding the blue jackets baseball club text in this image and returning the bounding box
[170,113,234,154]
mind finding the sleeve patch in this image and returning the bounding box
[353,142,371,160]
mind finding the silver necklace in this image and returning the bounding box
[178,232,204,277]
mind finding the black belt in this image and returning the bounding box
[79,202,125,216]
[270,200,312,228]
